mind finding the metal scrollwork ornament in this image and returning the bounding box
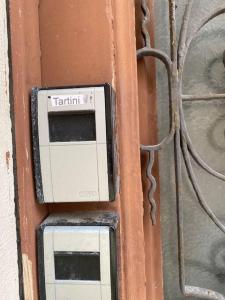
[138,0,225,299]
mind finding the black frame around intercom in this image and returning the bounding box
[37,212,119,300]
[31,83,118,203]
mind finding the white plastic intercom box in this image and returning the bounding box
[31,84,117,203]
[38,213,118,300]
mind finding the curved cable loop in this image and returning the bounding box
[137,47,172,69]
[137,1,175,224]
[137,49,174,221]
[137,48,175,151]
[146,150,157,225]
[138,47,175,220]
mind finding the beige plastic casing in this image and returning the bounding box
[38,87,109,203]
[44,226,111,300]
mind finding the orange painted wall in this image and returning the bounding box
[9,0,163,299]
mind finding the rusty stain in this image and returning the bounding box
[5,151,10,170]
[108,0,116,89]
[4,68,8,95]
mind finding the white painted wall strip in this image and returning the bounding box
[0,0,20,299]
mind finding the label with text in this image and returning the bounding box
[49,95,87,107]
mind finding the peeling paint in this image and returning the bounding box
[22,254,34,300]
[5,150,10,170]
[106,0,117,89]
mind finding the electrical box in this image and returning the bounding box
[38,212,118,300]
[31,84,117,203]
